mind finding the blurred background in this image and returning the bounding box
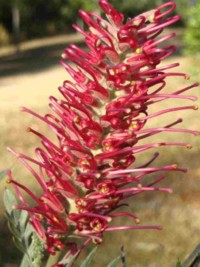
[0,0,200,266]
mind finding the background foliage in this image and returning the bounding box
[183,1,200,54]
[0,0,197,45]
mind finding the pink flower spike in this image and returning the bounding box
[7,0,199,262]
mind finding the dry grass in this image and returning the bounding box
[0,46,200,266]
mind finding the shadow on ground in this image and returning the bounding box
[0,29,184,78]
[0,37,84,77]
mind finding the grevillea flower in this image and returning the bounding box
[7,0,199,262]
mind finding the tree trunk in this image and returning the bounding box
[12,1,20,51]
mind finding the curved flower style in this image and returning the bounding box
[7,0,199,262]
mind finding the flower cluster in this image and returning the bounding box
[7,0,199,262]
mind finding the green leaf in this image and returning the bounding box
[19,210,29,232]
[13,236,27,254]
[20,254,31,267]
[3,188,44,266]
[3,188,18,215]
[13,209,21,225]
[7,220,20,238]
[4,188,20,226]
[176,260,183,267]
[107,256,121,267]
[58,251,80,267]
[80,246,97,267]
[23,223,33,248]
[0,169,8,180]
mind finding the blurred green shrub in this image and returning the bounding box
[183,2,200,55]
[0,0,189,43]
[0,24,10,47]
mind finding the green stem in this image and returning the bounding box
[45,251,62,267]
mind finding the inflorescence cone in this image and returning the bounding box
[7,0,199,262]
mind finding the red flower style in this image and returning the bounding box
[7,0,199,261]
